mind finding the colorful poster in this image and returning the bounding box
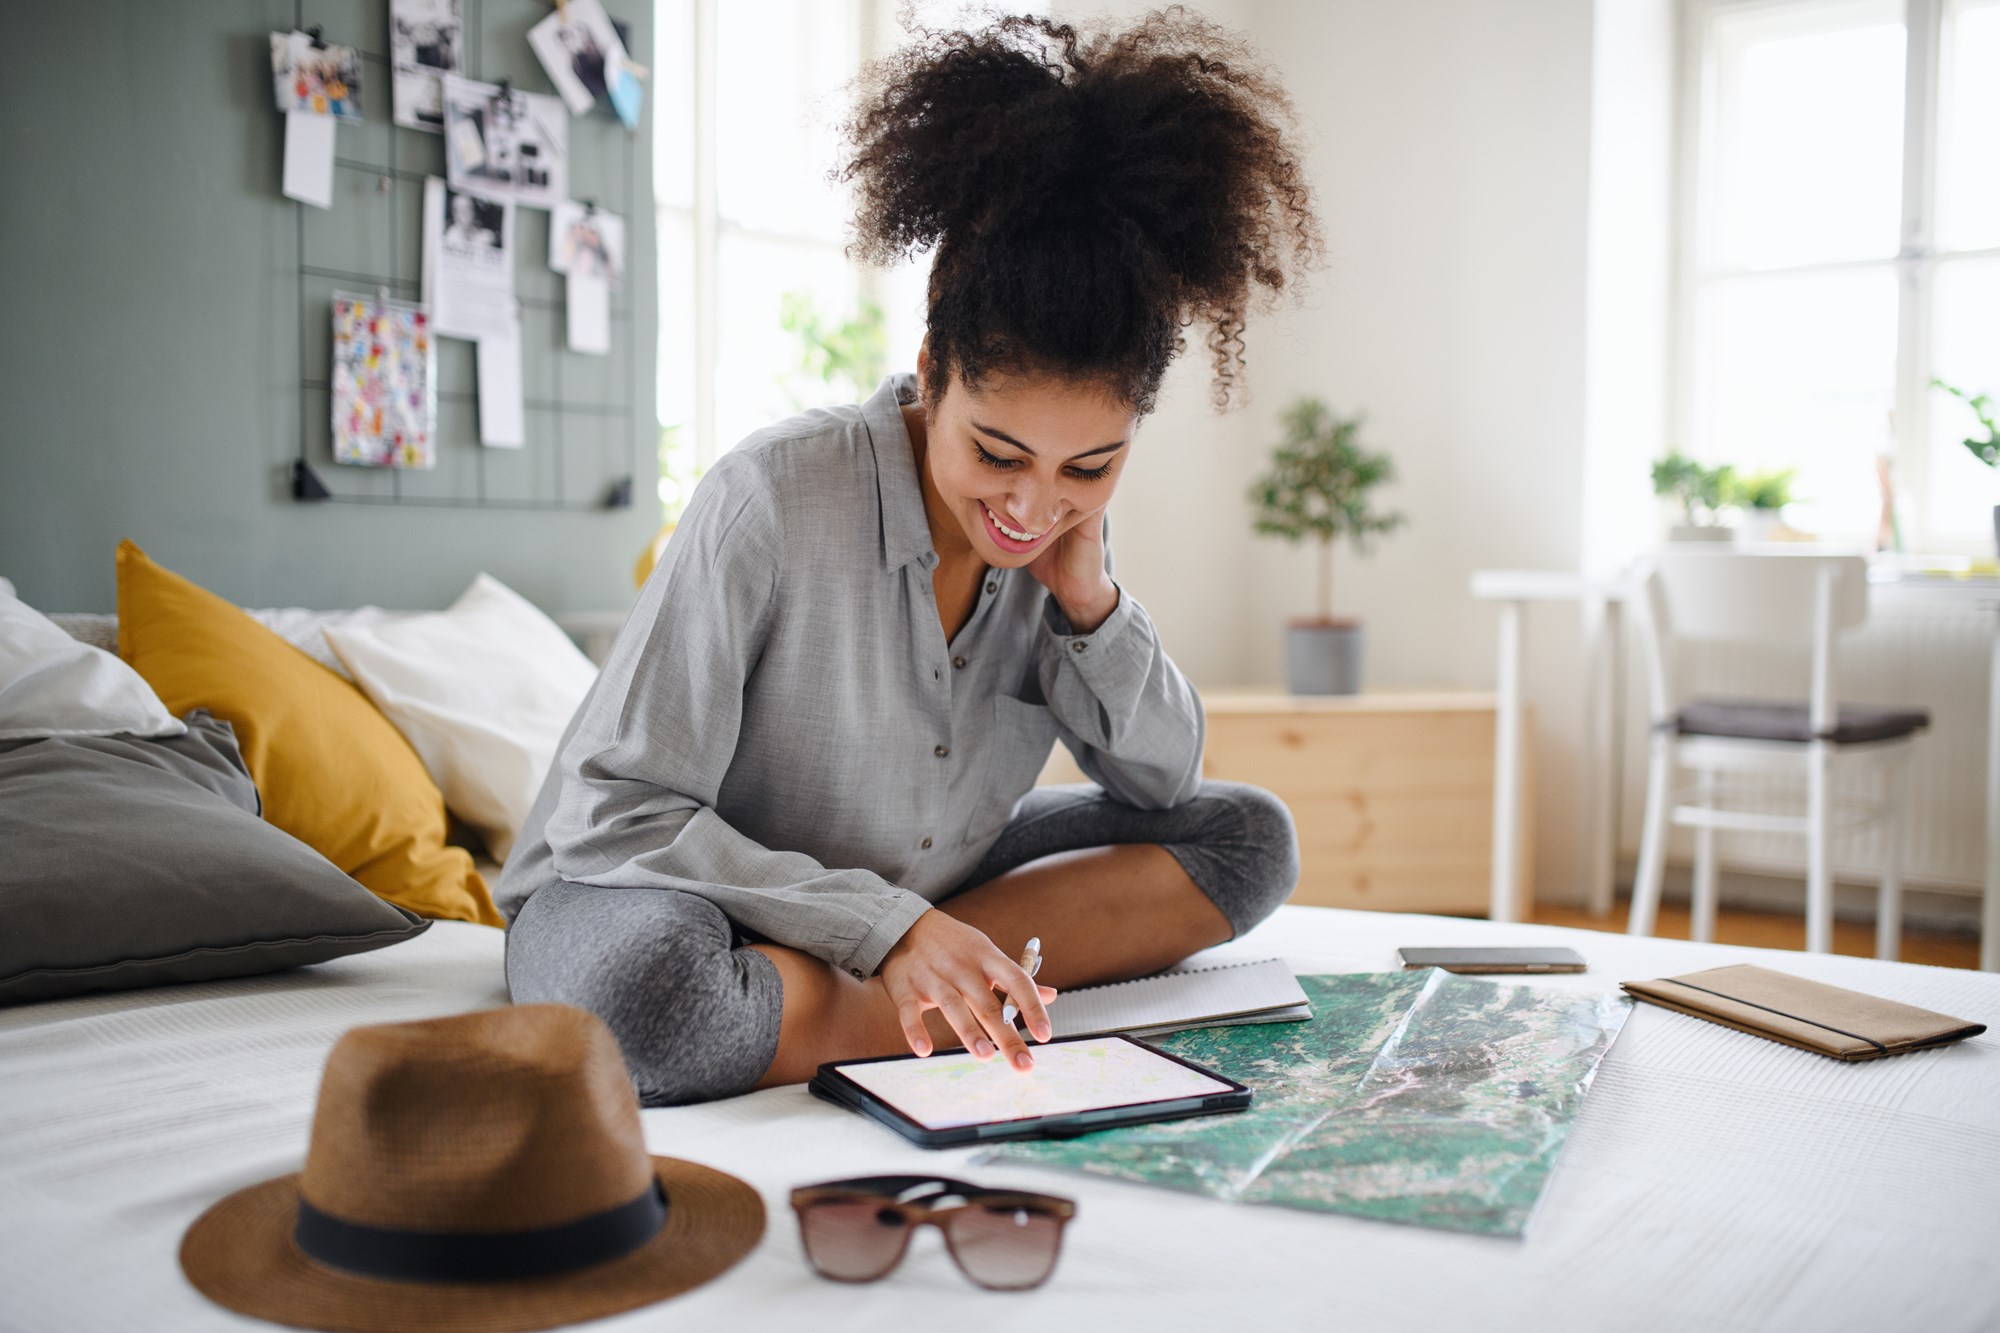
[270,31,363,122]
[331,294,436,469]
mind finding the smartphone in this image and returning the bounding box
[1396,946,1587,975]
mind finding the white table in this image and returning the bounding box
[1469,570,1632,923]
[1472,564,2000,971]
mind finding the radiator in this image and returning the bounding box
[1616,589,1994,894]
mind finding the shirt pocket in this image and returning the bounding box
[968,694,1065,846]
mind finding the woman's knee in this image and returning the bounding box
[505,881,782,1105]
[1178,780,1300,936]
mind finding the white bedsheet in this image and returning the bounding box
[2,906,1995,1333]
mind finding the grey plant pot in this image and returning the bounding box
[1286,620,1364,696]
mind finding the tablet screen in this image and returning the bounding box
[833,1036,1234,1131]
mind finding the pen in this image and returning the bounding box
[1000,936,1042,1029]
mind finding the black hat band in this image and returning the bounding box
[294,1181,668,1283]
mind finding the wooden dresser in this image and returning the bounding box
[1038,691,1529,917]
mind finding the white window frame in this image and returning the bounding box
[656,0,894,472]
[1672,0,1998,554]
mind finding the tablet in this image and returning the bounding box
[808,1034,1252,1148]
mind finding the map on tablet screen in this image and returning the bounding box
[835,1037,1234,1130]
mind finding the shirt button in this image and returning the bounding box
[985,581,997,594]
[850,967,864,978]
[953,655,967,669]
[920,836,933,850]
[934,744,950,758]
[1071,640,1087,653]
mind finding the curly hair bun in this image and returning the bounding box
[838,5,1323,414]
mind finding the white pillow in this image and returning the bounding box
[323,574,598,863]
[0,588,185,740]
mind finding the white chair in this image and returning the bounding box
[1626,550,1929,958]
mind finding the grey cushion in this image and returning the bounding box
[0,710,428,1005]
[1674,697,1931,745]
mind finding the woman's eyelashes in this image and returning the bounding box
[971,440,1115,482]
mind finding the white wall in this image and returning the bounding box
[1059,0,1660,906]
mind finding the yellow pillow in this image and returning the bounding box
[115,541,501,927]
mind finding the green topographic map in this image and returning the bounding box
[982,970,1631,1236]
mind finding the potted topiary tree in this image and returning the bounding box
[1932,376,2000,558]
[1249,398,1406,695]
[1652,451,1736,542]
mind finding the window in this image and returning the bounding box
[1679,0,2000,551]
[654,1,989,514]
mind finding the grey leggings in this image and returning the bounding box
[505,781,1300,1106]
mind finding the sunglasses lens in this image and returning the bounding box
[798,1200,911,1282]
[945,1204,1066,1290]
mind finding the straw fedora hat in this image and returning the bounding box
[181,1004,764,1332]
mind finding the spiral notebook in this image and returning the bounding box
[1046,958,1312,1041]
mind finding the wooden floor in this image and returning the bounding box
[1530,900,1982,971]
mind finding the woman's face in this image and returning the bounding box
[913,348,1137,568]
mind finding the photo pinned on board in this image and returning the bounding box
[440,73,568,210]
[526,0,631,116]
[548,202,624,286]
[390,0,463,133]
[442,187,507,260]
[423,176,517,342]
[270,29,363,121]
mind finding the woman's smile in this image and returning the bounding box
[978,499,1052,554]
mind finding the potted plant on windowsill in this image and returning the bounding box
[1726,466,1798,543]
[1652,451,1736,542]
[1931,376,2000,558]
[1249,398,1405,695]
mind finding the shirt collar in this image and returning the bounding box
[862,371,939,572]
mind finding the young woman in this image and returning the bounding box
[498,10,1322,1105]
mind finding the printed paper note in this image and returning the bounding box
[424,176,516,340]
[282,111,336,209]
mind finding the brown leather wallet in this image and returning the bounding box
[1621,963,1987,1061]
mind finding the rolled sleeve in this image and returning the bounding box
[1038,584,1206,810]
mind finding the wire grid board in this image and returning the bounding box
[290,0,639,510]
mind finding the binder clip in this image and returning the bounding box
[306,26,327,50]
[582,199,597,217]
[602,475,634,510]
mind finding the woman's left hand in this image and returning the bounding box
[1027,508,1119,634]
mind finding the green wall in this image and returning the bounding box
[0,0,659,615]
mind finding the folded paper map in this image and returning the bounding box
[983,969,1632,1237]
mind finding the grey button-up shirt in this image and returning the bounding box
[497,372,1205,977]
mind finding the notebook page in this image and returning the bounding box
[1048,958,1309,1039]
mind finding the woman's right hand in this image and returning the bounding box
[878,910,1057,1070]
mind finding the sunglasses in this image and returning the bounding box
[790,1175,1077,1291]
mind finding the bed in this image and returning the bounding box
[2,904,1996,1332]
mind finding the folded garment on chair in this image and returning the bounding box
[1622,963,1986,1061]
